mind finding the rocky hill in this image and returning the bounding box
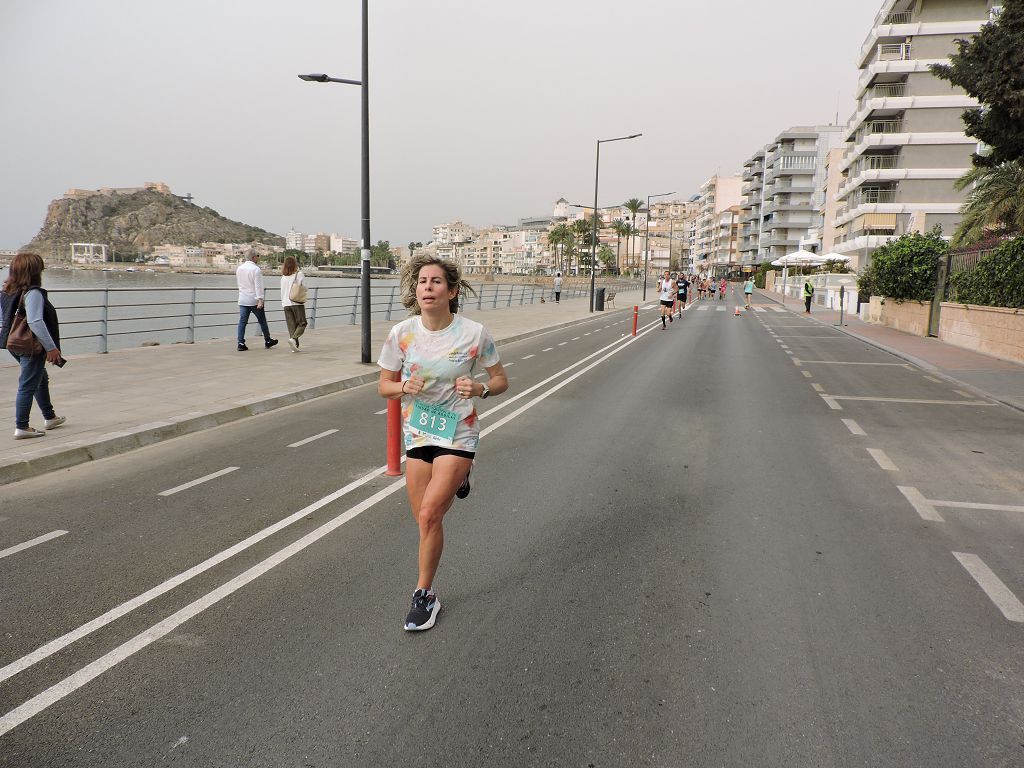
[24,189,284,258]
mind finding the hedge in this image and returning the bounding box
[862,229,947,302]
[948,236,1024,308]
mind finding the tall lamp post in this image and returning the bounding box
[298,0,372,363]
[642,191,674,300]
[589,134,641,311]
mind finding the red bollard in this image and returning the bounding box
[385,398,402,476]
[632,305,639,336]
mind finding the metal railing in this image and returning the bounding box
[883,10,912,24]
[878,43,912,61]
[871,82,907,98]
[46,280,638,355]
[851,155,900,175]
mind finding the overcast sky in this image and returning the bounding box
[0,0,882,250]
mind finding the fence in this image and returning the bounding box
[942,247,995,303]
[48,280,637,355]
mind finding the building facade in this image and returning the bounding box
[739,125,845,265]
[691,175,743,275]
[831,0,991,263]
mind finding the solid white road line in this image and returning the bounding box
[897,486,944,522]
[795,360,905,366]
[933,499,1024,514]
[952,553,1024,623]
[287,430,339,448]
[522,354,535,359]
[773,335,846,339]
[811,383,824,392]
[0,318,660,691]
[866,448,899,471]
[841,418,866,436]
[158,467,240,497]
[0,530,69,561]
[825,396,995,407]
[0,320,664,737]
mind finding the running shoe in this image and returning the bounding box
[404,588,440,631]
[288,338,298,352]
[456,462,473,499]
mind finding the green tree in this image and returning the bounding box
[868,228,948,302]
[931,3,1024,167]
[623,198,643,270]
[951,160,1024,246]
[370,240,392,268]
[571,217,593,272]
[611,218,629,273]
[597,244,616,272]
[548,223,572,273]
[948,235,1024,308]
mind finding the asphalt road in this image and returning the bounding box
[1,291,1022,767]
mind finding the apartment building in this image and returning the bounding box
[739,125,844,264]
[330,234,358,254]
[644,200,698,273]
[801,147,848,257]
[832,0,992,263]
[285,228,304,251]
[691,175,743,275]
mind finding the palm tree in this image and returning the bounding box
[612,219,629,274]
[571,217,593,273]
[953,160,1024,247]
[548,223,572,273]
[623,198,644,271]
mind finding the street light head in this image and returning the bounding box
[298,73,330,82]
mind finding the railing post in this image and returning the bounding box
[492,285,499,308]
[99,288,109,354]
[186,288,196,343]
[507,286,514,307]
[351,285,360,325]
[477,284,483,310]
[386,286,396,321]
[309,287,319,330]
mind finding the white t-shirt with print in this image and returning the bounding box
[378,314,500,451]
[659,279,675,301]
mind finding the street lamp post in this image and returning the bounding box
[589,134,641,311]
[298,0,372,363]
[641,192,674,300]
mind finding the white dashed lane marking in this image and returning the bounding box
[288,430,339,448]
[158,467,240,497]
[0,530,69,561]
[866,448,899,471]
[953,553,1024,623]
[522,354,535,360]
[842,419,866,436]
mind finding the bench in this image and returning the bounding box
[605,290,616,308]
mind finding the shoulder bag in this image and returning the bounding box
[289,274,308,304]
[7,293,44,356]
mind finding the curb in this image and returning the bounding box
[0,309,631,487]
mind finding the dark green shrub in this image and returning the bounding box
[948,236,1024,308]
[857,262,877,298]
[870,229,947,302]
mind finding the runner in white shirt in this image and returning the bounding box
[378,254,509,631]
[658,270,676,329]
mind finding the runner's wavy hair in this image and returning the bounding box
[400,254,475,315]
[2,252,44,295]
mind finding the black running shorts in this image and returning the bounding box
[407,446,476,463]
[660,300,674,308]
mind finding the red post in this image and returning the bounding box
[385,398,402,476]
[632,305,639,336]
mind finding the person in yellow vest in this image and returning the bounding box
[803,280,815,314]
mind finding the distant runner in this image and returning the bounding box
[743,276,755,309]
[676,273,689,318]
[658,270,676,329]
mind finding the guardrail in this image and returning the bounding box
[46,280,637,355]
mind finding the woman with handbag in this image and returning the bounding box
[0,253,66,439]
[280,255,308,352]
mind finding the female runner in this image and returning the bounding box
[378,255,508,631]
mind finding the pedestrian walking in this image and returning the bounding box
[236,250,278,351]
[719,277,727,301]
[280,255,307,352]
[553,272,563,303]
[658,270,676,329]
[803,280,815,314]
[0,253,67,439]
[743,275,755,309]
[378,254,509,631]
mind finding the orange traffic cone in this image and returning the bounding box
[734,305,741,316]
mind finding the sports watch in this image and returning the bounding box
[480,383,491,399]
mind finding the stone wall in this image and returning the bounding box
[939,303,1024,364]
[878,299,931,336]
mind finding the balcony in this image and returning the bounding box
[882,10,912,24]
[851,154,900,176]
[871,82,907,98]
[853,118,904,144]
[878,43,912,61]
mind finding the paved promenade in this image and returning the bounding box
[757,290,1024,412]
[0,288,645,484]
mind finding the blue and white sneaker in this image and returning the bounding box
[404,588,440,631]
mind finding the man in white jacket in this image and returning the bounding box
[236,251,278,351]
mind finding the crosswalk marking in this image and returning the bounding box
[715,306,726,312]
[771,306,788,313]
[697,306,709,311]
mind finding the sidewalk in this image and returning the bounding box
[756,289,1024,412]
[0,288,645,486]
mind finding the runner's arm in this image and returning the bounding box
[378,368,424,399]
